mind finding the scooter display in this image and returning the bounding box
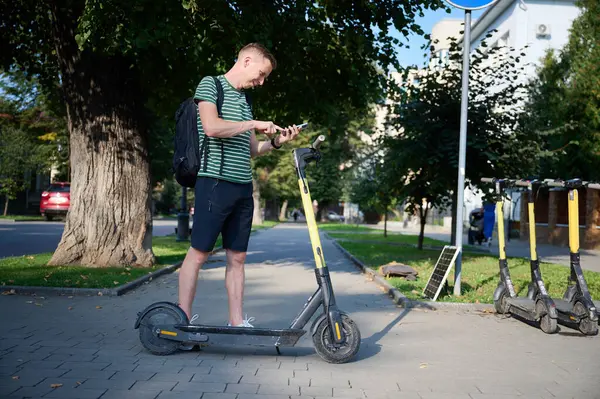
[543,178,599,335]
[482,177,558,333]
[134,135,362,363]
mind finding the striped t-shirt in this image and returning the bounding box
[194,75,253,184]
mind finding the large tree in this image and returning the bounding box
[1,0,442,267]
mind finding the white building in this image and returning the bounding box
[469,0,580,78]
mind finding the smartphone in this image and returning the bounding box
[282,122,308,136]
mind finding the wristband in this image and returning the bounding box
[271,137,281,149]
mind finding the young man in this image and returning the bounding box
[178,43,301,329]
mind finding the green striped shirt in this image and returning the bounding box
[194,75,253,184]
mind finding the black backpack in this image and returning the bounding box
[173,76,252,188]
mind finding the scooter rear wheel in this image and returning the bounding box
[312,314,360,364]
[494,288,509,314]
[574,301,598,336]
[138,306,186,355]
[536,300,558,334]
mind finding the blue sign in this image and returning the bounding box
[444,0,499,10]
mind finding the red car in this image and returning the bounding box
[40,182,70,221]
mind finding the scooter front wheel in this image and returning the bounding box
[574,301,598,336]
[312,314,360,364]
[138,306,186,355]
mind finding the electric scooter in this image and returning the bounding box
[543,178,599,335]
[134,135,362,363]
[482,177,558,333]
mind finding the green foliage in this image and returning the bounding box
[0,0,444,205]
[383,33,541,244]
[520,0,600,180]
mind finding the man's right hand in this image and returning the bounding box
[253,121,283,136]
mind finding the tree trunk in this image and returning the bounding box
[252,177,263,225]
[418,206,429,250]
[383,205,388,238]
[3,195,8,216]
[47,4,154,267]
[279,199,288,221]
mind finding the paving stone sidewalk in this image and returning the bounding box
[1,223,599,399]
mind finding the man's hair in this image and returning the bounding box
[239,43,277,70]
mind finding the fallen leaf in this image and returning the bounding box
[8,280,14,283]
[26,301,33,304]
[97,292,103,296]
[113,281,119,285]
[35,303,43,306]
[76,381,82,385]
[419,363,428,369]
[80,275,88,280]
[50,383,63,388]
[125,267,131,271]
[12,376,19,380]
[96,306,102,309]
[68,307,73,310]
[2,289,16,295]
[68,296,73,299]
[26,256,34,260]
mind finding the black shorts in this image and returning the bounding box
[191,177,254,253]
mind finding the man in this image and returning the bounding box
[178,43,301,330]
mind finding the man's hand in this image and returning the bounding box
[275,124,301,146]
[253,120,283,137]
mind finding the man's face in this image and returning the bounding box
[242,53,273,89]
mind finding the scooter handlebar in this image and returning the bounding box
[512,179,534,188]
[543,179,565,188]
[311,135,326,150]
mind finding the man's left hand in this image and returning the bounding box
[275,124,301,146]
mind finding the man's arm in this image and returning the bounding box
[199,102,255,138]
[199,102,282,139]
[250,130,279,158]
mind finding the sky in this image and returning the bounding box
[391,7,486,69]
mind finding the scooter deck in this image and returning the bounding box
[175,324,306,336]
[505,297,537,321]
[153,324,307,347]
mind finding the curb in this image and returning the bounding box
[0,224,278,298]
[324,232,495,312]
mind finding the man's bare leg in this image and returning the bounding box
[225,249,247,326]
[178,246,210,320]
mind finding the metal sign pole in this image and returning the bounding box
[444,0,498,297]
[453,9,472,296]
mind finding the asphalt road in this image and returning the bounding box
[0,219,184,259]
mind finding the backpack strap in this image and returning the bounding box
[244,92,252,111]
[212,76,225,176]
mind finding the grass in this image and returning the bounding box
[252,220,279,230]
[0,221,278,289]
[0,215,45,221]
[327,231,449,247]
[0,235,220,289]
[336,240,600,304]
[316,222,376,232]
